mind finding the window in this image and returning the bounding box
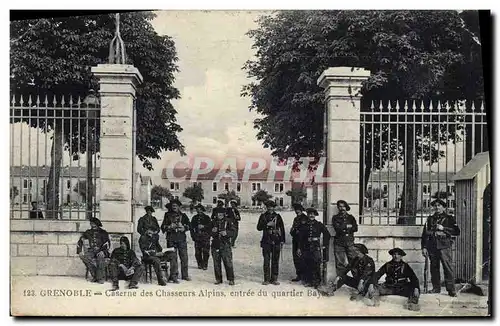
[252,199,257,206]
[212,182,218,192]
[212,197,218,204]
[423,199,429,208]
[252,182,261,192]
[66,194,70,203]
[364,198,372,208]
[448,200,455,208]
[170,182,180,191]
[23,194,27,203]
[279,197,284,207]
[423,185,430,194]
[224,183,229,191]
[29,180,33,189]
[395,200,400,209]
[274,183,284,193]
[67,180,71,189]
[448,185,455,194]
[383,199,388,208]
[383,184,388,192]
[236,183,241,192]
[23,179,28,189]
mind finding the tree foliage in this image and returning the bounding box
[218,190,241,205]
[251,189,273,205]
[365,187,388,200]
[285,187,307,204]
[151,185,172,202]
[183,183,204,203]
[10,186,19,201]
[432,190,452,200]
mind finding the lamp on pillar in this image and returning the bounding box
[108,13,127,64]
[83,90,100,219]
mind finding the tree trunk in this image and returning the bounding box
[398,128,418,225]
[86,139,93,220]
[46,125,63,219]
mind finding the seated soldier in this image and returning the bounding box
[332,243,375,300]
[77,217,110,283]
[366,247,421,311]
[109,236,144,290]
[139,226,179,285]
[29,201,44,219]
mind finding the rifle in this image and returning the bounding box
[424,255,429,293]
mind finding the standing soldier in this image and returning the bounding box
[76,217,110,284]
[332,243,375,300]
[332,199,358,278]
[290,203,308,282]
[109,236,144,290]
[137,205,160,236]
[161,198,192,281]
[257,200,286,285]
[227,200,241,248]
[190,204,211,270]
[139,226,179,285]
[366,248,421,311]
[297,207,331,288]
[210,201,236,285]
[421,198,460,296]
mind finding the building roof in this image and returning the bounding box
[161,168,293,182]
[452,152,490,181]
[10,166,99,178]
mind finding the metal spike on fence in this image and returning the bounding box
[479,100,485,112]
[28,94,32,107]
[61,94,67,107]
[11,94,15,107]
[52,94,57,107]
[69,95,73,107]
[43,94,48,107]
[36,94,40,106]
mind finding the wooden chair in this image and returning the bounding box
[143,259,169,283]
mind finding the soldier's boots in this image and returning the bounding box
[448,291,457,297]
[405,302,421,311]
[111,282,119,291]
[128,282,139,289]
[182,277,192,281]
[262,281,270,285]
[431,288,441,294]
[214,280,223,285]
[228,280,235,286]
[158,278,167,286]
[272,281,280,285]
[291,276,301,282]
[350,293,363,301]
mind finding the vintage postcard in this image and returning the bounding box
[9,9,491,317]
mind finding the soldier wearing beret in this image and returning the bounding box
[332,243,375,299]
[290,203,308,282]
[366,248,421,311]
[257,200,286,285]
[109,236,144,290]
[297,207,331,288]
[137,205,160,236]
[190,204,211,270]
[332,200,359,278]
[210,201,236,285]
[161,198,192,281]
[77,217,110,283]
[421,198,460,296]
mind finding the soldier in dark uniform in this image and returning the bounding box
[77,217,110,283]
[29,201,44,219]
[137,205,160,236]
[139,226,179,285]
[332,243,375,299]
[161,198,191,281]
[210,201,236,285]
[332,200,358,277]
[109,236,144,290]
[290,203,308,282]
[421,198,460,296]
[297,207,331,288]
[227,200,241,248]
[366,248,420,311]
[190,204,211,270]
[257,200,286,285]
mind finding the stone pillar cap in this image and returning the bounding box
[317,67,370,88]
[91,64,143,84]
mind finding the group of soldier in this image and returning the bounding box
[76,195,460,311]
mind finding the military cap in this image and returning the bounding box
[217,199,225,206]
[89,217,103,227]
[265,200,277,208]
[230,200,238,206]
[388,247,406,256]
[144,205,155,213]
[170,198,182,207]
[306,207,319,216]
[194,203,206,212]
[430,198,447,208]
[354,243,369,255]
[292,203,305,211]
[335,200,351,211]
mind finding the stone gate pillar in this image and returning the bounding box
[91,64,143,246]
[317,67,370,285]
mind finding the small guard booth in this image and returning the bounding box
[452,151,491,285]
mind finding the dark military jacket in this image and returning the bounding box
[227,207,241,226]
[110,248,141,268]
[76,227,110,256]
[340,255,375,281]
[332,212,358,246]
[209,215,236,249]
[297,219,331,252]
[29,209,44,219]
[211,207,228,221]
[137,214,160,236]
[290,213,308,240]
[421,212,460,250]
[257,211,286,247]
[190,212,212,244]
[138,233,163,257]
[161,211,191,243]
[372,260,420,289]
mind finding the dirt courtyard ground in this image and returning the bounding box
[11,210,489,316]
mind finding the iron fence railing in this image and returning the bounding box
[10,94,100,220]
[359,99,488,225]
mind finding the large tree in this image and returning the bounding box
[243,10,484,223]
[218,190,240,206]
[10,12,184,219]
[183,184,204,204]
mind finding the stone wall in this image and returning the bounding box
[11,220,133,276]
